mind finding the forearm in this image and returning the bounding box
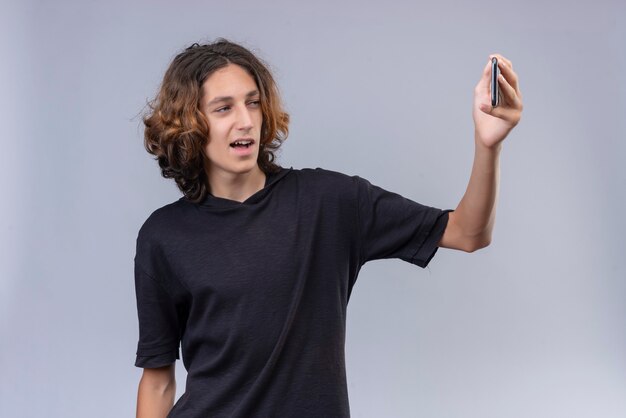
[136,375,176,418]
[452,130,502,246]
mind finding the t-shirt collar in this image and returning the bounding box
[201,166,293,208]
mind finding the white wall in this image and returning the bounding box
[1,0,624,416]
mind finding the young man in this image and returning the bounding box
[134,39,523,418]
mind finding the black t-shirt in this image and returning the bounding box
[134,166,452,417]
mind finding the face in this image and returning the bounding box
[200,64,263,180]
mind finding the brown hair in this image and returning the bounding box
[142,38,290,203]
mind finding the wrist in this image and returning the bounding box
[474,131,504,153]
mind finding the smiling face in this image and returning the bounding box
[200,63,264,182]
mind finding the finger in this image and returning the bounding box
[497,72,521,109]
[488,54,521,98]
[497,60,521,96]
[489,53,513,69]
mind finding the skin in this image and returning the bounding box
[135,54,523,416]
[200,63,266,203]
[136,365,175,418]
[438,53,523,252]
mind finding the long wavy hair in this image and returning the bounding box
[142,38,290,203]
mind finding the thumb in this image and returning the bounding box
[479,102,493,114]
[479,102,507,119]
[479,102,512,122]
[478,103,510,120]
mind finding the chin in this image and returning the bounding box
[232,160,260,173]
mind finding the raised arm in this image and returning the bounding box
[438,53,523,252]
[136,364,176,418]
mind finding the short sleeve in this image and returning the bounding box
[134,261,182,368]
[354,175,453,268]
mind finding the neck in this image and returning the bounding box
[206,165,266,203]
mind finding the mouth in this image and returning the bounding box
[229,138,255,149]
[229,138,256,156]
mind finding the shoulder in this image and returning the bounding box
[292,166,359,190]
[134,199,192,272]
[136,198,189,245]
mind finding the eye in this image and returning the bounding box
[215,106,230,113]
[248,100,260,107]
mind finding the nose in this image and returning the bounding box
[236,104,253,131]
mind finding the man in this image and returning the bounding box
[134,38,522,417]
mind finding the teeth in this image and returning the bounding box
[232,140,252,146]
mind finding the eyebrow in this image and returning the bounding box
[206,90,260,107]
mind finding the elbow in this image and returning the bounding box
[464,235,492,253]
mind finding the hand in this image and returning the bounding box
[473,54,523,149]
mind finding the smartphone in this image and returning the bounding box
[491,57,500,108]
